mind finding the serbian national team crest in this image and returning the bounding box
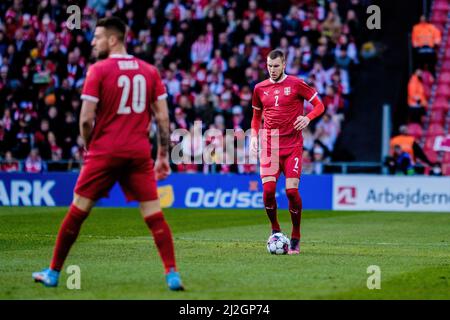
[284,87,291,96]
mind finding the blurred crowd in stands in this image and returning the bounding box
[0,0,369,174]
[407,15,442,125]
[394,1,449,176]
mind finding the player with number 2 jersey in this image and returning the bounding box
[250,49,325,255]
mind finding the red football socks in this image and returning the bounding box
[144,212,177,274]
[286,188,302,240]
[263,181,280,232]
[50,205,89,271]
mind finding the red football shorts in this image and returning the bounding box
[74,154,158,202]
[260,146,303,181]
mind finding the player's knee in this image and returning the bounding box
[263,181,277,202]
[140,199,162,218]
[72,194,95,212]
[262,176,276,185]
[285,188,300,201]
[285,178,299,190]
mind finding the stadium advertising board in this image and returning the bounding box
[97,173,333,210]
[0,173,332,210]
[0,173,74,206]
[333,175,450,212]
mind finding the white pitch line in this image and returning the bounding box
[1,234,449,248]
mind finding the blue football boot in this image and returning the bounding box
[32,268,60,287]
[165,268,184,291]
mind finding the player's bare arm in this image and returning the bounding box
[79,100,97,148]
[152,98,171,180]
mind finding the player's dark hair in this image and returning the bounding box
[268,49,286,62]
[96,16,126,42]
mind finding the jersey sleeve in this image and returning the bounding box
[151,67,168,103]
[251,86,263,110]
[297,80,318,103]
[81,64,102,103]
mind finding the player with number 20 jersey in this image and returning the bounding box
[77,54,166,200]
[32,17,184,291]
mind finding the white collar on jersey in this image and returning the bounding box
[269,73,288,84]
[109,54,134,59]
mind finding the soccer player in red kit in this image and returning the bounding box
[32,17,184,290]
[250,49,325,254]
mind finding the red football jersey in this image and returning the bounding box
[252,75,318,150]
[81,54,167,157]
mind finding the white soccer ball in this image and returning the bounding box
[267,232,290,255]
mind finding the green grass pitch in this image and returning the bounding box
[0,207,449,299]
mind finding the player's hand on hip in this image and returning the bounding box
[294,115,310,131]
[154,156,171,181]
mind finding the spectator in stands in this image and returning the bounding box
[47,131,62,159]
[302,149,314,174]
[47,147,66,172]
[302,126,315,152]
[178,95,196,124]
[34,119,51,159]
[360,41,378,60]
[389,125,434,169]
[314,112,339,152]
[191,33,213,65]
[314,42,335,70]
[167,32,190,70]
[420,68,434,100]
[407,69,428,124]
[1,150,20,172]
[61,111,78,158]
[429,162,443,176]
[411,15,442,74]
[231,105,244,130]
[24,148,44,173]
[335,47,353,71]
[323,85,345,115]
[193,94,214,127]
[1,109,13,137]
[46,106,63,138]
[207,49,228,73]
[87,0,109,17]
[311,145,326,175]
[173,107,189,130]
[14,121,32,159]
[68,148,82,172]
[0,121,4,150]
[321,11,342,44]
[164,0,187,22]
[385,144,414,175]
[164,69,181,101]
